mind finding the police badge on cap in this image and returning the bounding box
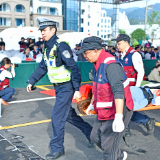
[36,17,59,30]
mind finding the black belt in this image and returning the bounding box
[53,81,70,86]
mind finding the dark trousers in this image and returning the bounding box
[0,87,15,101]
[50,82,92,153]
[91,105,133,160]
[131,111,149,126]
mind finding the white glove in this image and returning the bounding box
[112,114,125,132]
[86,104,94,115]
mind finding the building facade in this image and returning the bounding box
[0,0,30,32]
[30,0,63,31]
[81,2,112,40]
[62,0,80,32]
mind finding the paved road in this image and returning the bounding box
[0,87,160,160]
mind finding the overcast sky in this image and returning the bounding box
[102,0,160,9]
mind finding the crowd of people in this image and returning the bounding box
[18,37,44,60]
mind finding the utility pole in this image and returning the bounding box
[145,0,148,34]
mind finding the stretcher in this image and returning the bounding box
[75,84,160,115]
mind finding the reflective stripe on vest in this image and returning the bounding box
[96,102,113,108]
[43,39,71,83]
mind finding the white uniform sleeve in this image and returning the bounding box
[0,68,15,81]
[132,52,144,87]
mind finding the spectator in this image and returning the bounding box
[151,48,159,59]
[30,44,42,59]
[18,37,27,52]
[151,46,154,53]
[77,45,87,62]
[36,37,43,49]
[0,38,5,48]
[148,64,160,83]
[110,47,116,56]
[157,46,160,55]
[72,44,79,62]
[22,47,33,60]
[145,47,152,59]
[145,39,151,48]
[29,39,35,51]
[39,43,43,53]
[135,46,144,59]
[26,38,30,47]
[0,57,15,101]
[144,46,148,54]
[156,60,160,66]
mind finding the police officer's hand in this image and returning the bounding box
[73,91,82,99]
[112,113,125,132]
[27,84,33,92]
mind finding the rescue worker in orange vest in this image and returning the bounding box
[77,36,134,160]
[0,58,15,101]
[112,34,155,137]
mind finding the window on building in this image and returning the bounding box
[50,8,58,15]
[81,19,84,23]
[15,4,25,13]
[97,31,99,36]
[101,30,103,32]
[105,19,107,23]
[82,9,85,14]
[108,19,110,23]
[15,18,25,26]
[103,13,105,17]
[108,26,110,28]
[88,5,90,12]
[101,19,103,23]
[37,7,58,15]
[108,30,110,33]
[88,22,90,26]
[0,17,11,26]
[97,23,99,27]
[101,25,103,28]
[88,14,91,18]
[88,30,90,32]
[81,27,84,32]
[105,30,106,32]
[101,13,102,17]
[0,3,11,12]
[101,35,103,38]
[105,25,106,28]
[104,35,106,38]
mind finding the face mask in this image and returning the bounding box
[35,48,38,51]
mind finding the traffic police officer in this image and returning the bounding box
[112,34,155,137]
[27,17,93,160]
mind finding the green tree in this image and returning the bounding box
[147,11,160,43]
[131,28,146,42]
[119,29,126,34]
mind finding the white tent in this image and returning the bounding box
[59,32,90,49]
[0,26,42,50]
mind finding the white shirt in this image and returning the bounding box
[0,67,15,81]
[145,53,151,59]
[22,53,33,60]
[121,47,144,87]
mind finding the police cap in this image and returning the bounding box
[77,36,102,54]
[36,17,59,30]
[112,34,130,43]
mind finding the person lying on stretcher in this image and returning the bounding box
[78,85,160,115]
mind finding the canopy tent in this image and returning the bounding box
[0,26,42,50]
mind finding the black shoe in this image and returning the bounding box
[88,140,94,148]
[45,150,65,160]
[124,127,131,137]
[146,118,156,135]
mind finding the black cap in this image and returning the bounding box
[112,34,130,43]
[21,37,25,39]
[76,36,102,54]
